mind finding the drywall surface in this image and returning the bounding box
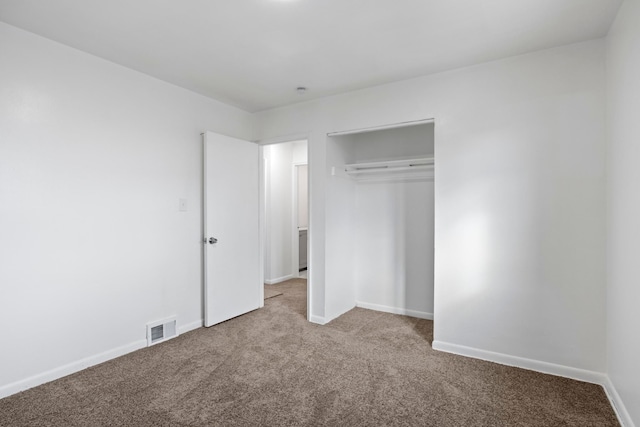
[292,140,308,229]
[263,140,308,283]
[355,180,434,317]
[254,40,607,373]
[351,124,435,162]
[297,165,309,229]
[349,125,435,318]
[264,143,294,282]
[606,0,640,424]
[324,136,357,320]
[0,22,252,395]
[292,140,308,165]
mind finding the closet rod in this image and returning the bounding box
[346,165,432,175]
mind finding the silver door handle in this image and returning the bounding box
[208,237,218,244]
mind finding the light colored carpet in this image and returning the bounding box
[264,285,283,300]
[0,278,619,426]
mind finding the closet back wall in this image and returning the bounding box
[350,125,435,318]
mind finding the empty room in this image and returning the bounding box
[0,1,639,426]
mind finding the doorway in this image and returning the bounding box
[261,139,309,310]
[203,132,311,326]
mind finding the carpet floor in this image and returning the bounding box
[264,286,283,300]
[0,279,618,426]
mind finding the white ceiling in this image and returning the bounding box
[0,0,622,112]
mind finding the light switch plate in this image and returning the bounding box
[179,198,187,212]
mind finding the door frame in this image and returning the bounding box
[258,134,311,321]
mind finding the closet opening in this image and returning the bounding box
[324,120,435,322]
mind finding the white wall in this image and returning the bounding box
[350,125,435,318]
[296,165,308,229]
[0,22,252,396]
[263,140,307,283]
[606,0,640,425]
[355,181,435,318]
[264,143,293,283]
[351,124,435,162]
[254,40,607,376]
[293,141,308,229]
[324,136,357,320]
[292,141,308,165]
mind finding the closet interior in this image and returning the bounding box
[325,122,435,320]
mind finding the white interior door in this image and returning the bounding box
[203,131,261,327]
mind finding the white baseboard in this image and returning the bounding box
[323,303,359,325]
[432,340,607,385]
[356,301,434,320]
[0,319,205,401]
[309,315,327,325]
[602,376,636,427]
[433,340,636,425]
[178,319,203,334]
[0,339,147,400]
[264,274,294,285]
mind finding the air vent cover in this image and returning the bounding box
[146,316,177,346]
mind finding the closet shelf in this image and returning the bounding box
[344,157,434,182]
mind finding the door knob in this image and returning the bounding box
[208,237,218,244]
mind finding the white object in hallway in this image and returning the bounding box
[203,131,261,327]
